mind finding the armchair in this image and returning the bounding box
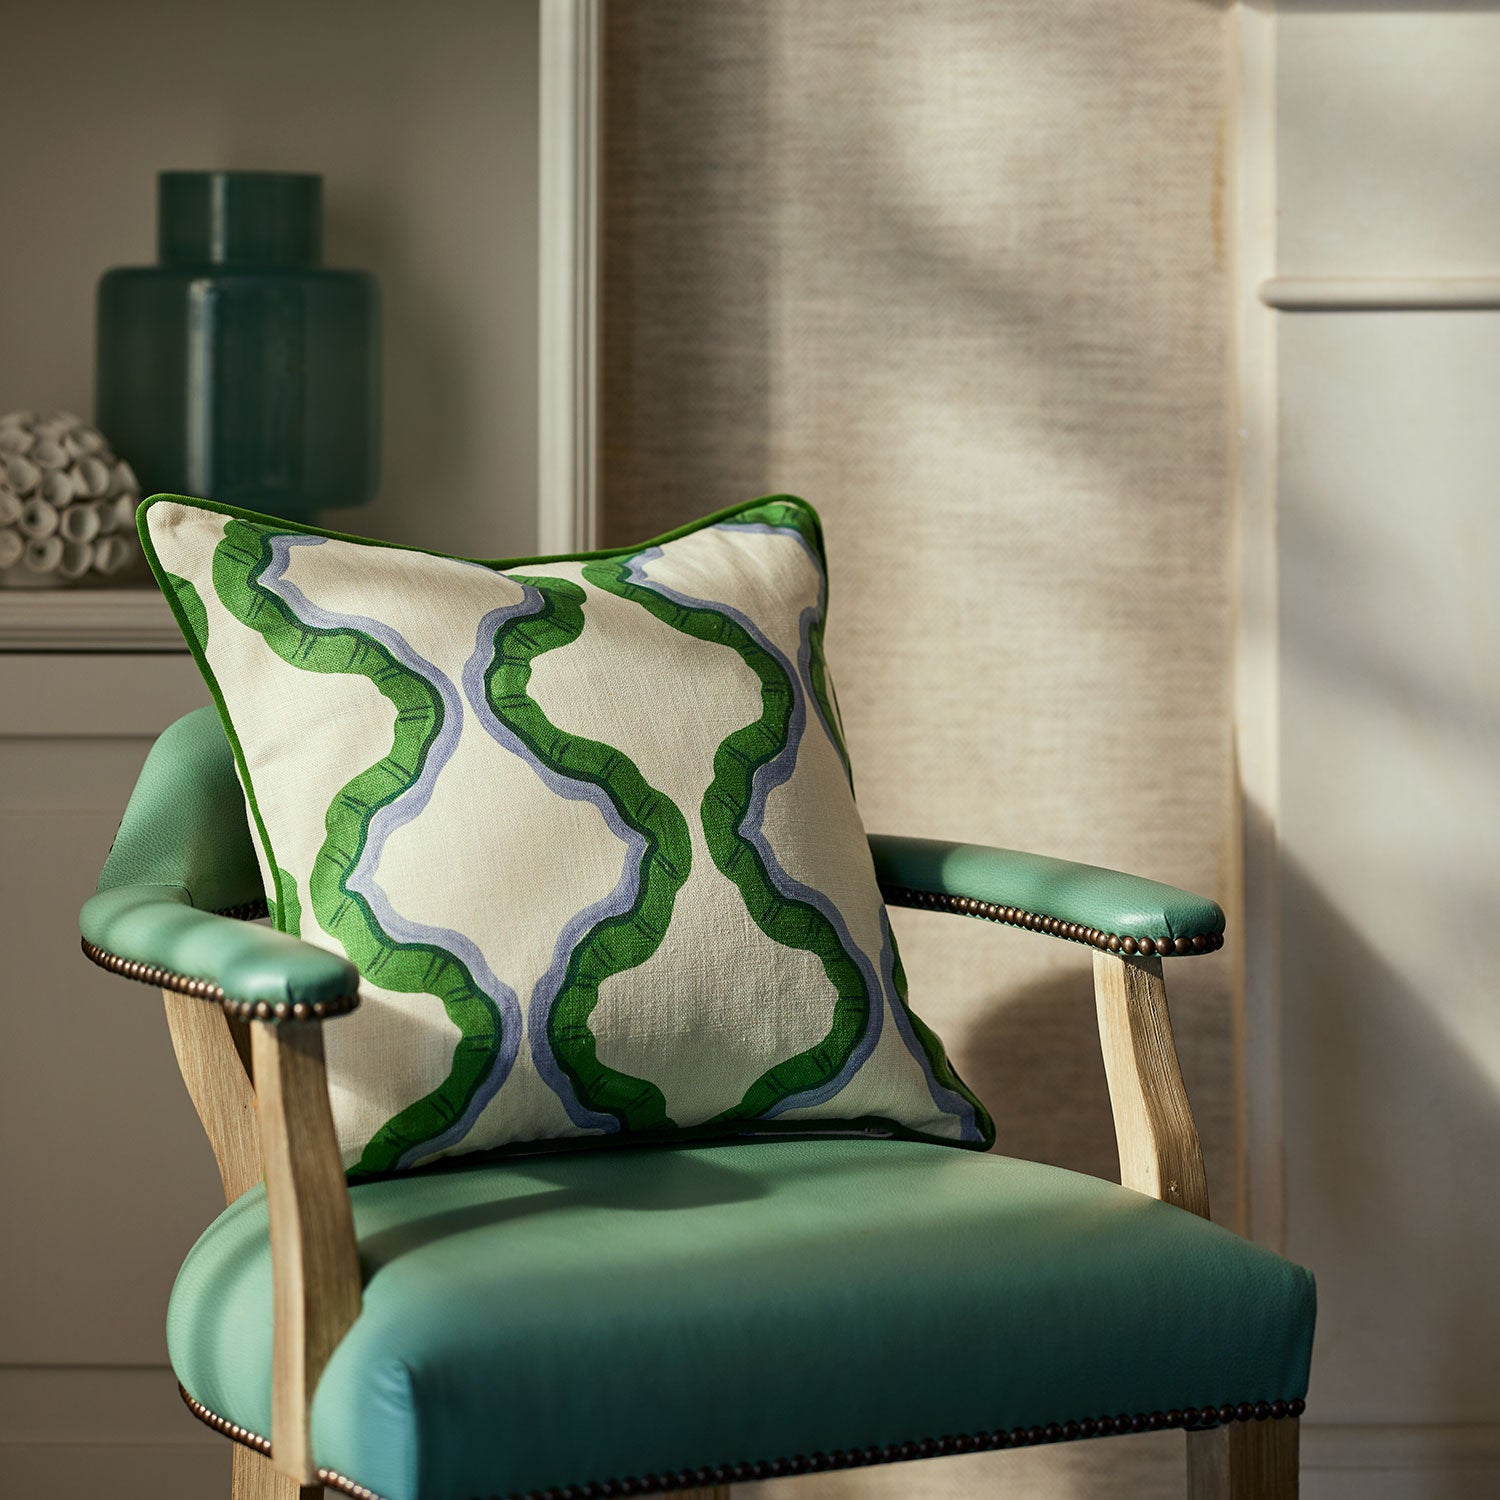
[81,707,1312,1500]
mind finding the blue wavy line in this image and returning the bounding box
[640,522,982,1138]
[460,587,644,1135]
[626,533,886,1116]
[716,520,854,783]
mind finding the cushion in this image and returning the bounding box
[168,1138,1317,1500]
[139,494,992,1174]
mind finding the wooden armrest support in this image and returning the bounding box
[251,1020,363,1486]
[875,840,1214,1218]
[163,991,263,1205]
[1092,953,1210,1219]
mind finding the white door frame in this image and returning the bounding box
[537,0,603,554]
[1231,0,1284,1253]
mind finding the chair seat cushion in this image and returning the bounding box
[168,1139,1315,1500]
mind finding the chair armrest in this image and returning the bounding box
[80,707,361,1482]
[868,833,1226,958]
[872,831,1214,1215]
[79,705,360,1020]
[81,884,359,1021]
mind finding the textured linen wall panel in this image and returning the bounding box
[604,8,1234,1496]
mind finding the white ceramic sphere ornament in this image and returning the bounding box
[0,411,142,586]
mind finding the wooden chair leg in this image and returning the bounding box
[1187,1419,1298,1499]
[232,1442,322,1499]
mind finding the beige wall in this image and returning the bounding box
[0,0,539,559]
[604,7,1237,1497]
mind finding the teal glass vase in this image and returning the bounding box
[96,171,379,522]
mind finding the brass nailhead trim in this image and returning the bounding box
[880,885,1225,958]
[321,1472,383,1500]
[81,899,359,1022]
[178,1384,1303,1500]
[178,1386,271,1457]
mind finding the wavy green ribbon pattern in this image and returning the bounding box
[212,519,507,1176]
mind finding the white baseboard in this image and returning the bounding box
[1302,1422,1500,1500]
[0,1367,223,1500]
[2,1441,227,1498]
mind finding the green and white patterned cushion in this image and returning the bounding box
[141,494,993,1174]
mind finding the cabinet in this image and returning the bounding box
[0,640,228,1493]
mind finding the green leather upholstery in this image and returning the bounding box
[869,833,1225,943]
[80,883,355,1011]
[95,705,262,903]
[79,705,358,1013]
[169,1139,1314,1500]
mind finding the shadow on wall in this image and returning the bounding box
[964,960,1122,1187]
[1279,852,1500,1431]
[673,1,1238,552]
[884,903,1235,1220]
[940,853,1500,1436]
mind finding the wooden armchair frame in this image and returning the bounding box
[159,914,1296,1500]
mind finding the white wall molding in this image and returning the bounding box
[0,1367,223,1496]
[1262,277,1500,311]
[1231,0,1286,1253]
[537,0,603,554]
[1302,1422,1500,1492]
[0,588,185,653]
[1303,1422,1500,1472]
